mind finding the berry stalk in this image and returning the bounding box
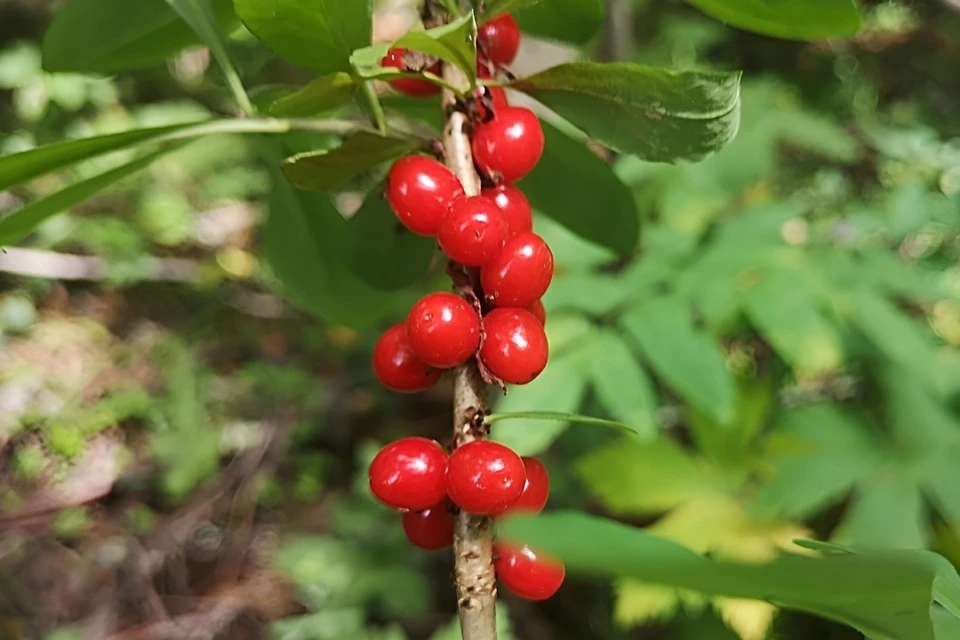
[442,61,499,640]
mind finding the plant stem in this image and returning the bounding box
[442,62,498,640]
[360,80,389,134]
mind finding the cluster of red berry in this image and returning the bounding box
[369,437,564,601]
[370,14,565,603]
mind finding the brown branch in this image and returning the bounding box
[442,63,498,640]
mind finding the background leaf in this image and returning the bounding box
[281,133,421,192]
[234,0,371,74]
[586,330,658,437]
[341,190,436,291]
[513,62,741,162]
[834,477,928,549]
[41,0,237,73]
[685,0,862,41]
[520,122,639,256]
[269,73,358,117]
[512,0,603,44]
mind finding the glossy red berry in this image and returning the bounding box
[407,293,481,368]
[478,14,521,66]
[525,300,546,327]
[369,437,448,511]
[387,156,464,236]
[402,502,455,550]
[373,324,442,392]
[480,232,554,308]
[481,184,532,237]
[479,308,549,385]
[503,457,550,515]
[381,48,440,97]
[472,107,544,183]
[438,195,509,266]
[446,441,526,515]
[494,542,565,601]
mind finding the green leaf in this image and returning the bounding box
[42,0,237,73]
[743,268,845,374]
[543,274,631,316]
[0,117,348,192]
[492,347,590,455]
[392,12,478,86]
[501,511,954,640]
[281,133,421,191]
[512,62,741,162]
[520,121,638,256]
[483,0,541,20]
[833,476,928,549]
[263,157,395,327]
[753,406,884,519]
[586,330,658,437]
[164,0,252,114]
[269,73,358,117]
[341,190,436,291]
[0,146,179,247]
[234,0,371,74]
[878,364,960,455]
[486,411,637,434]
[621,297,734,423]
[513,0,603,44]
[685,0,862,41]
[577,438,712,515]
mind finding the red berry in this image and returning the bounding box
[402,502,455,550]
[387,156,464,236]
[369,437,448,511]
[476,86,510,121]
[479,308,549,385]
[407,293,481,368]
[472,107,544,183]
[478,14,521,66]
[503,457,550,514]
[481,184,532,237]
[480,232,554,308]
[438,195,509,266]
[494,542,565,601]
[446,441,526,515]
[381,48,440,97]
[373,323,443,392]
[525,299,546,327]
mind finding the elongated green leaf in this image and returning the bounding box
[622,297,734,423]
[0,118,361,192]
[281,133,421,191]
[269,73,358,117]
[392,12,478,85]
[543,274,631,316]
[42,0,237,73]
[342,190,436,291]
[577,438,712,515]
[501,511,955,640]
[484,0,540,20]
[753,406,884,519]
[833,477,928,549]
[513,0,603,44]
[486,411,636,434]
[512,62,741,162]
[520,122,638,256]
[685,0,861,41]
[262,161,395,327]
[234,0,371,74]
[0,146,179,246]
[164,0,252,114]
[586,331,658,437]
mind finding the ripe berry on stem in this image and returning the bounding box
[380,48,440,97]
[407,292,481,368]
[446,441,526,515]
[438,195,509,266]
[503,457,550,515]
[494,542,565,601]
[478,14,521,66]
[369,437,448,511]
[525,299,547,326]
[481,231,554,308]
[387,156,464,236]
[479,308,549,385]
[402,502,455,550]
[482,184,532,237]
[472,107,544,183]
[373,323,442,392]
